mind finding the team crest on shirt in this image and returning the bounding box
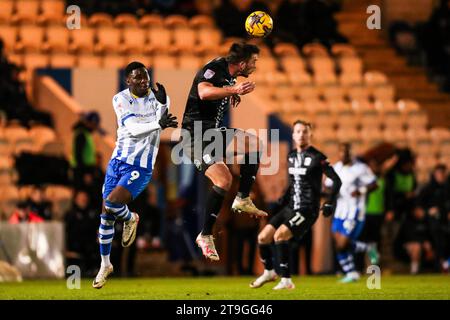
[304,157,312,166]
[204,69,215,79]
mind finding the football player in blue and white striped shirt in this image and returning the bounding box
[93,62,178,288]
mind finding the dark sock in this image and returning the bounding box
[201,185,226,235]
[275,240,290,278]
[237,152,260,199]
[259,243,273,270]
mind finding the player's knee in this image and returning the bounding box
[273,229,288,242]
[258,232,271,244]
[215,172,232,190]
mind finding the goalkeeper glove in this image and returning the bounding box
[151,82,167,104]
[321,201,336,218]
[158,109,178,129]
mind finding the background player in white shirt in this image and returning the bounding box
[93,62,178,288]
[326,143,379,283]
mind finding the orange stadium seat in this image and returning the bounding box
[12,0,40,25]
[77,54,102,68]
[164,15,189,28]
[322,85,345,101]
[339,56,363,74]
[331,43,357,57]
[406,127,429,144]
[88,13,114,27]
[197,28,222,52]
[347,86,370,102]
[280,56,307,73]
[360,127,384,146]
[114,14,139,28]
[274,43,301,57]
[29,125,56,150]
[178,54,202,69]
[23,53,49,71]
[95,27,122,54]
[364,71,389,86]
[0,26,18,53]
[49,53,77,68]
[287,72,312,86]
[336,125,361,142]
[330,100,355,115]
[39,0,65,25]
[69,27,96,53]
[302,43,328,57]
[406,111,428,130]
[121,28,147,54]
[151,54,177,69]
[16,25,45,53]
[372,85,396,102]
[296,85,320,101]
[43,26,70,53]
[172,27,197,51]
[103,55,127,69]
[383,127,407,144]
[125,54,152,68]
[397,99,421,114]
[352,100,377,115]
[429,127,450,145]
[189,15,215,29]
[139,14,164,28]
[146,27,172,52]
[339,72,363,86]
[273,85,298,101]
[0,0,14,24]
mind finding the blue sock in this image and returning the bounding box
[105,200,132,221]
[337,251,356,275]
[98,213,116,266]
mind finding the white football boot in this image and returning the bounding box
[92,264,114,289]
[232,197,268,218]
[250,270,278,288]
[122,212,139,247]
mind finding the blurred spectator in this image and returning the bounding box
[419,0,450,90]
[274,0,310,46]
[80,153,105,211]
[385,149,417,221]
[214,0,271,38]
[70,111,101,190]
[25,187,53,221]
[418,164,450,272]
[64,190,99,276]
[398,205,434,274]
[360,159,387,253]
[8,202,44,224]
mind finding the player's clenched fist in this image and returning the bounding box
[233,81,255,95]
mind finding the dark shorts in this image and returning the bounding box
[269,206,319,239]
[180,126,238,172]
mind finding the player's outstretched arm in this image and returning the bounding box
[322,163,342,217]
[198,81,255,101]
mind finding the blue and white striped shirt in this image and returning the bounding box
[110,88,169,169]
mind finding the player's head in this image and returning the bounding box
[292,120,312,149]
[225,42,260,77]
[125,61,150,97]
[432,163,447,184]
[339,142,352,164]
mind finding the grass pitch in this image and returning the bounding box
[0,275,448,300]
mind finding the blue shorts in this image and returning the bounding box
[102,158,152,200]
[331,218,365,240]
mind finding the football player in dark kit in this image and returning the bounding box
[180,42,268,261]
[250,120,342,290]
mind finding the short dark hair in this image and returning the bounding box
[225,42,260,64]
[293,119,312,129]
[125,61,146,77]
